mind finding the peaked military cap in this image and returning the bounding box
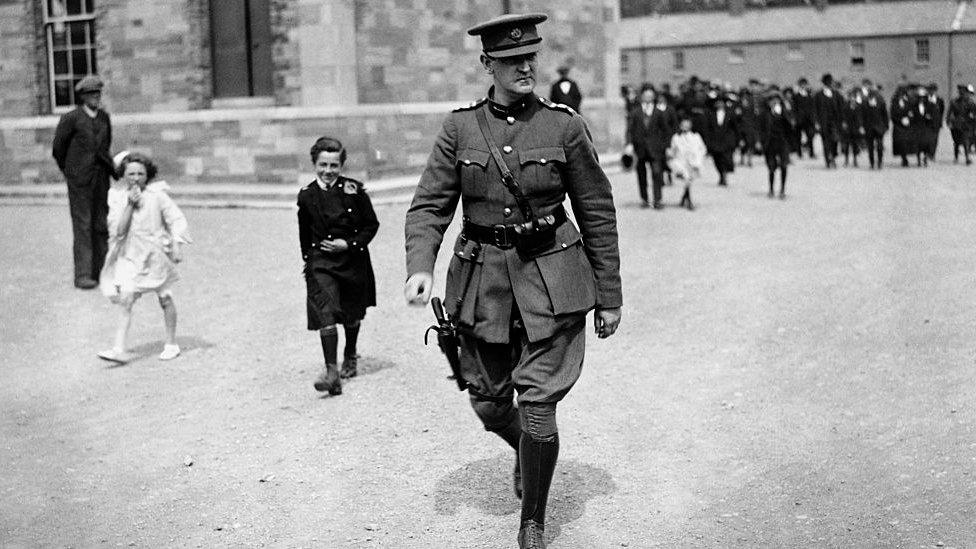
[467,13,547,58]
[74,75,104,94]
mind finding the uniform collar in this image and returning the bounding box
[315,175,339,190]
[487,86,535,117]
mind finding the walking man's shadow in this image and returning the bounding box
[433,454,616,544]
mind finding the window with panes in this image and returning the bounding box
[44,0,98,110]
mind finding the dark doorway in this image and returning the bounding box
[209,0,273,98]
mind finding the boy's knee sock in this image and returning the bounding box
[320,328,338,364]
[343,322,360,357]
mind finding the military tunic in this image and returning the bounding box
[405,90,622,403]
[298,176,379,329]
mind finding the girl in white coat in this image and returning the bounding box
[98,153,190,364]
[667,117,708,210]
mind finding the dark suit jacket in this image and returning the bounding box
[626,105,674,160]
[814,90,842,133]
[703,109,739,153]
[863,94,889,135]
[52,107,113,184]
[549,78,582,113]
[759,109,795,153]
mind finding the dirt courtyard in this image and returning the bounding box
[2,154,975,548]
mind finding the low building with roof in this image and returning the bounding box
[617,0,976,92]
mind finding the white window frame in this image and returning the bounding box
[914,38,930,65]
[849,41,866,70]
[673,50,685,71]
[786,43,804,61]
[43,0,97,112]
[728,47,745,64]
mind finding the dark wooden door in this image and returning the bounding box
[210,0,273,98]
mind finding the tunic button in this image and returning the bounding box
[502,145,513,153]
[506,116,515,125]
[347,208,352,212]
[503,207,512,217]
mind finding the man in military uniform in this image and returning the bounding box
[403,13,622,549]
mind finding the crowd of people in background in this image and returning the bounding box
[621,73,976,209]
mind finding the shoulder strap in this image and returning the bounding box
[475,106,535,222]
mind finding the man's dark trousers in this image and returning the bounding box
[635,155,664,205]
[67,169,109,284]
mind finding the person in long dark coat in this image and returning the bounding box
[298,136,379,395]
[626,85,674,207]
[890,86,917,166]
[737,89,759,167]
[52,75,114,289]
[793,78,817,159]
[912,85,936,167]
[704,95,739,186]
[841,89,867,167]
[947,84,976,165]
[814,73,842,168]
[759,92,794,198]
[549,66,582,113]
[922,82,945,162]
[862,86,889,169]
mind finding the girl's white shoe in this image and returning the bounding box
[159,344,181,361]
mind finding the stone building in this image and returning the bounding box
[618,0,976,94]
[0,0,621,186]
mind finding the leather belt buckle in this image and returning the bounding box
[491,224,510,248]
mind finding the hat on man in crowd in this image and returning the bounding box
[821,73,834,86]
[468,13,548,58]
[74,75,104,94]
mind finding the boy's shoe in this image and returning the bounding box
[314,364,342,395]
[97,348,130,364]
[159,344,181,360]
[340,355,359,379]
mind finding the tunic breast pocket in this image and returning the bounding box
[456,149,490,198]
[518,147,566,195]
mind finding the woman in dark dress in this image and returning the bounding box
[298,137,379,395]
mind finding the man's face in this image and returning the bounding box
[486,52,538,97]
[80,91,101,110]
[640,89,655,105]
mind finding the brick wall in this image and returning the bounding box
[0,0,39,116]
[98,0,211,113]
[0,99,626,186]
[354,0,614,104]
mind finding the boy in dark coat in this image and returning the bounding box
[298,137,379,394]
[760,92,794,198]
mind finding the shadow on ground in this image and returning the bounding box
[103,335,215,367]
[434,454,616,544]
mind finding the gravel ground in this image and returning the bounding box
[2,152,975,548]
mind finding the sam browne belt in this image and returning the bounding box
[462,204,566,249]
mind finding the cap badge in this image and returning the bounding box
[509,27,523,41]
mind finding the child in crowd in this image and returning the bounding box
[98,152,191,364]
[667,117,707,211]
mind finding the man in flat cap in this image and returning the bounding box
[52,75,114,289]
[403,12,621,549]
